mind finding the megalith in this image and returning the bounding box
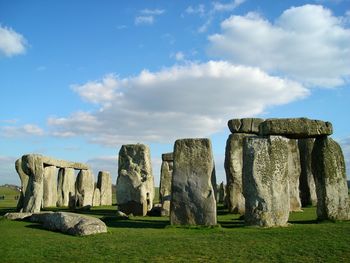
[75,169,94,207]
[116,144,155,216]
[243,136,290,227]
[93,188,101,207]
[97,171,112,206]
[15,158,29,210]
[43,166,58,208]
[298,138,317,206]
[170,138,217,226]
[218,182,226,204]
[312,137,350,220]
[287,139,302,212]
[159,152,173,216]
[57,168,76,207]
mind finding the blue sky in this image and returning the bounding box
[1,0,350,186]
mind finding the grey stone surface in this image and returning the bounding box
[97,171,112,206]
[159,152,173,216]
[43,166,58,208]
[40,156,89,170]
[4,212,32,220]
[116,144,155,216]
[287,139,302,212]
[243,136,290,227]
[30,212,107,236]
[92,188,101,207]
[15,158,29,210]
[218,182,226,203]
[312,137,350,220]
[224,133,254,214]
[162,152,174,162]
[259,118,333,138]
[75,169,94,207]
[170,138,217,226]
[228,118,264,134]
[298,138,317,206]
[57,168,76,207]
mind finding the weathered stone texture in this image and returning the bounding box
[92,188,101,207]
[287,139,302,212]
[298,138,317,206]
[43,166,58,208]
[218,182,226,203]
[170,138,217,226]
[228,118,264,134]
[75,170,94,207]
[116,144,154,216]
[259,118,333,138]
[159,153,173,216]
[15,158,29,210]
[224,133,253,214]
[57,168,76,207]
[243,136,290,227]
[312,137,350,220]
[97,171,112,206]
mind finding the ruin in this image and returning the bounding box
[159,152,173,216]
[170,138,217,226]
[97,171,113,206]
[116,144,155,216]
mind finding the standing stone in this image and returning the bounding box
[224,133,253,214]
[312,137,350,220]
[287,139,302,212]
[75,169,94,207]
[92,188,101,207]
[243,136,290,227]
[159,153,173,216]
[170,138,217,226]
[15,158,29,211]
[57,168,76,207]
[116,144,155,216]
[21,154,45,213]
[43,166,58,208]
[97,171,112,206]
[218,182,226,203]
[298,138,317,206]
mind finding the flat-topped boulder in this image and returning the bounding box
[259,118,333,138]
[228,118,264,134]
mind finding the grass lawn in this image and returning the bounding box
[0,187,349,262]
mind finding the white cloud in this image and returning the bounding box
[1,124,45,137]
[185,5,206,17]
[171,51,185,61]
[48,61,308,146]
[135,16,154,25]
[208,5,350,87]
[0,25,27,57]
[140,9,165,15]
[213,0,246,12]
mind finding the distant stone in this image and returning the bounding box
[218,182,226,204]
[43,166,58,208]
[30,212,107,236]
[57,168,76,207]
[97,171,112,206]
[224,133,254,214]
[75,170,94,207]
[312,137,350,221]
[159,152,173,216]
[4,212,32,220]
[116,210,129,219]
[243,136,290,227]
[298,139,317,206]
[116,144,155,216]
[92,188,101,207]
[228,118,264,134]
[287,139,302,212]
[259,118,333,138]
[170,138,217,226]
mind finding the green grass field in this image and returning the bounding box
[0,186,349,262]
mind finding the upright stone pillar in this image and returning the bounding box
[93,188,101,207]
[170,138,217,226]
[15,158,29,211]
[43,166,58,208]
[243,136,290,227]
[287,139,302,211]
[312,137,350,221]
[57,167,76,207]
[97,171,112,206]
[159,152,173,216]
[218,182,226,204]
[116,144,154,216]
[75,169,94,207]
[298,138,317,206]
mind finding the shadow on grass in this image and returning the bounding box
[288,219,319,225]
[0,207,17,216]
[102,217,170,229]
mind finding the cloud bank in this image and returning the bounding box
[0,25,27,57]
